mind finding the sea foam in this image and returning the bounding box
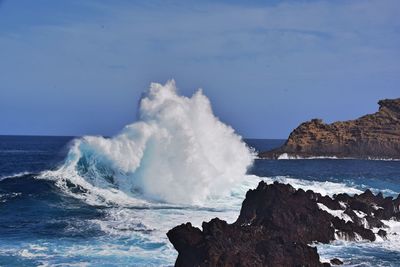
[42,81,255,205]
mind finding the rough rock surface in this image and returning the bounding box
[167,181,400,267]
[330,258,343,265]
[260,98,400,159]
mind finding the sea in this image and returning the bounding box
[0,136,399,267]
[1,83,400,267]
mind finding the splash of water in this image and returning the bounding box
[44,81,255,205]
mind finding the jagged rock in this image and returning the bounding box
[168,182,400,267]
[235,182,335,243]
[260,98,400,159]
[168,217,326,267]
[377,229,387,239]
[330,258,343,265]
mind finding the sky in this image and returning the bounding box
[0,0,399,138]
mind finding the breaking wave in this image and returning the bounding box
[40,81,255,205]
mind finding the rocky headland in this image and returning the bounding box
[260,98,400,159]
[167,181,400,266]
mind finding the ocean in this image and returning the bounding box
[0,135,399,266]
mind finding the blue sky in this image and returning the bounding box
[0,0,399,138]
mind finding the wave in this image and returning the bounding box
[39,81,255,206]
[277,153,339,160]
[260,176,364,196]
[275,153,400,161]
[0,171,33,181]
[0,192,22,203]
[7,172,399,266]
[317,219,400,266]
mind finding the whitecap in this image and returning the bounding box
[39,81,255,206]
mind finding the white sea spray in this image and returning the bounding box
[41,81,255,205]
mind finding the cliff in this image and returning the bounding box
[260,98,400,159]
[167,181,400,267]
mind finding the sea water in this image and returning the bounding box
[1,82,399,266]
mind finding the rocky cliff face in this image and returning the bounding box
[167,181,400,267]
[260,98,400,159]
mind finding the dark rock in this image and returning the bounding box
[168,182,400,267]
[168,217,326,267]
[365,215,384,229]
[377,229,387,239]
[166,222,207,266]
[330,258,343,265]
[260,98,400,159]
[318,195,343,210]
[235,181,334,243]
[331,216,375,241]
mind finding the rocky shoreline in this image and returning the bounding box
[167,181,400,266]
[260,98,400,160]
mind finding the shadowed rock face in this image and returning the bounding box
[167,219,325,267]
[260,98,400,159]
[167,182,400,267]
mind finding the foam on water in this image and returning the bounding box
[317,219,400,266]
[40,81,255,206]
[260,176,364,196]
[6,172,399,266]
[0,171,32,181]
[277,153,400,161]
[277,153,339,160]
[28,82,400,266]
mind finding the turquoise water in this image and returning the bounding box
[0,136,399,266]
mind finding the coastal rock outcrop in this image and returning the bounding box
[167,181,400,267]
[260,98,400,159]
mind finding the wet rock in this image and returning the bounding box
[166,222,207,266]
[377,229,387,239]
[235,181,335,244]
[168,182,400,266]
[330,258,343,265]
[168,217,326,267]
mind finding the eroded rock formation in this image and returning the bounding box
[167,181,400,267]
[260,98,400,159]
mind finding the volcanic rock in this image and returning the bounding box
[167,181,400,267]
[330,258,343,265]
[260,98,400,159]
